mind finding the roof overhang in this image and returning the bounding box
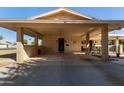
[0,19,124,31]
[0,19,124,37]
[0,19,124,24]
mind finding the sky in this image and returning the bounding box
[0,7,124,43]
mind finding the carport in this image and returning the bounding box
[0,8,124,63]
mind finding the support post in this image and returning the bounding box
[85,32,89,55]
[35,34,38,46]
[120,44,123,54]
[101,25,109,61]
[16,28,24,63]
[115,37,120,57]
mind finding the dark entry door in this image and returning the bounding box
[58,38,64,52]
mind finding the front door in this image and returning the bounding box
[58,38,64,52]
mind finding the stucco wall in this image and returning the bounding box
[43,35,82,53]
[43,35,57,52]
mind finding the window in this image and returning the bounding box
[38,36,43,46]
[119,40,124,45]
[24,34,35,45]
[108,40,115,45]
[81,40,86,44]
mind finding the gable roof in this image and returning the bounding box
[29,8,94,20]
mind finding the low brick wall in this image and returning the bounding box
[24,45,38,57]
[23,45,49,60]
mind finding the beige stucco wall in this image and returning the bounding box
[43,35,82,53]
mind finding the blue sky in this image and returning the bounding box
[0,7,124,43]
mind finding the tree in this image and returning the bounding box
[39,36,42,40]
[31,41,35,45]
[24,39,28,44]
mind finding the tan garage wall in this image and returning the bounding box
[64,36,82,52]
[42,35,58,52]
[43,35,82,53]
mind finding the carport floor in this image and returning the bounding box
[0,53,124,86]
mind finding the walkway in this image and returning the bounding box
[0,53,124,86]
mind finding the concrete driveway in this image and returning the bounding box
[0,53,124,86]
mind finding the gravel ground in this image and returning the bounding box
[0,53,124,86]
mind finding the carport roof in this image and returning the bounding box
[0,8,124,34]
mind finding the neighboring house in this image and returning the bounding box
[0,38,16,49]
[84,33,124,54]
[108,34,124,54]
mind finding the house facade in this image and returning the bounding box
[0,8,124,63]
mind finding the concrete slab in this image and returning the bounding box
[0,53,124,86]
